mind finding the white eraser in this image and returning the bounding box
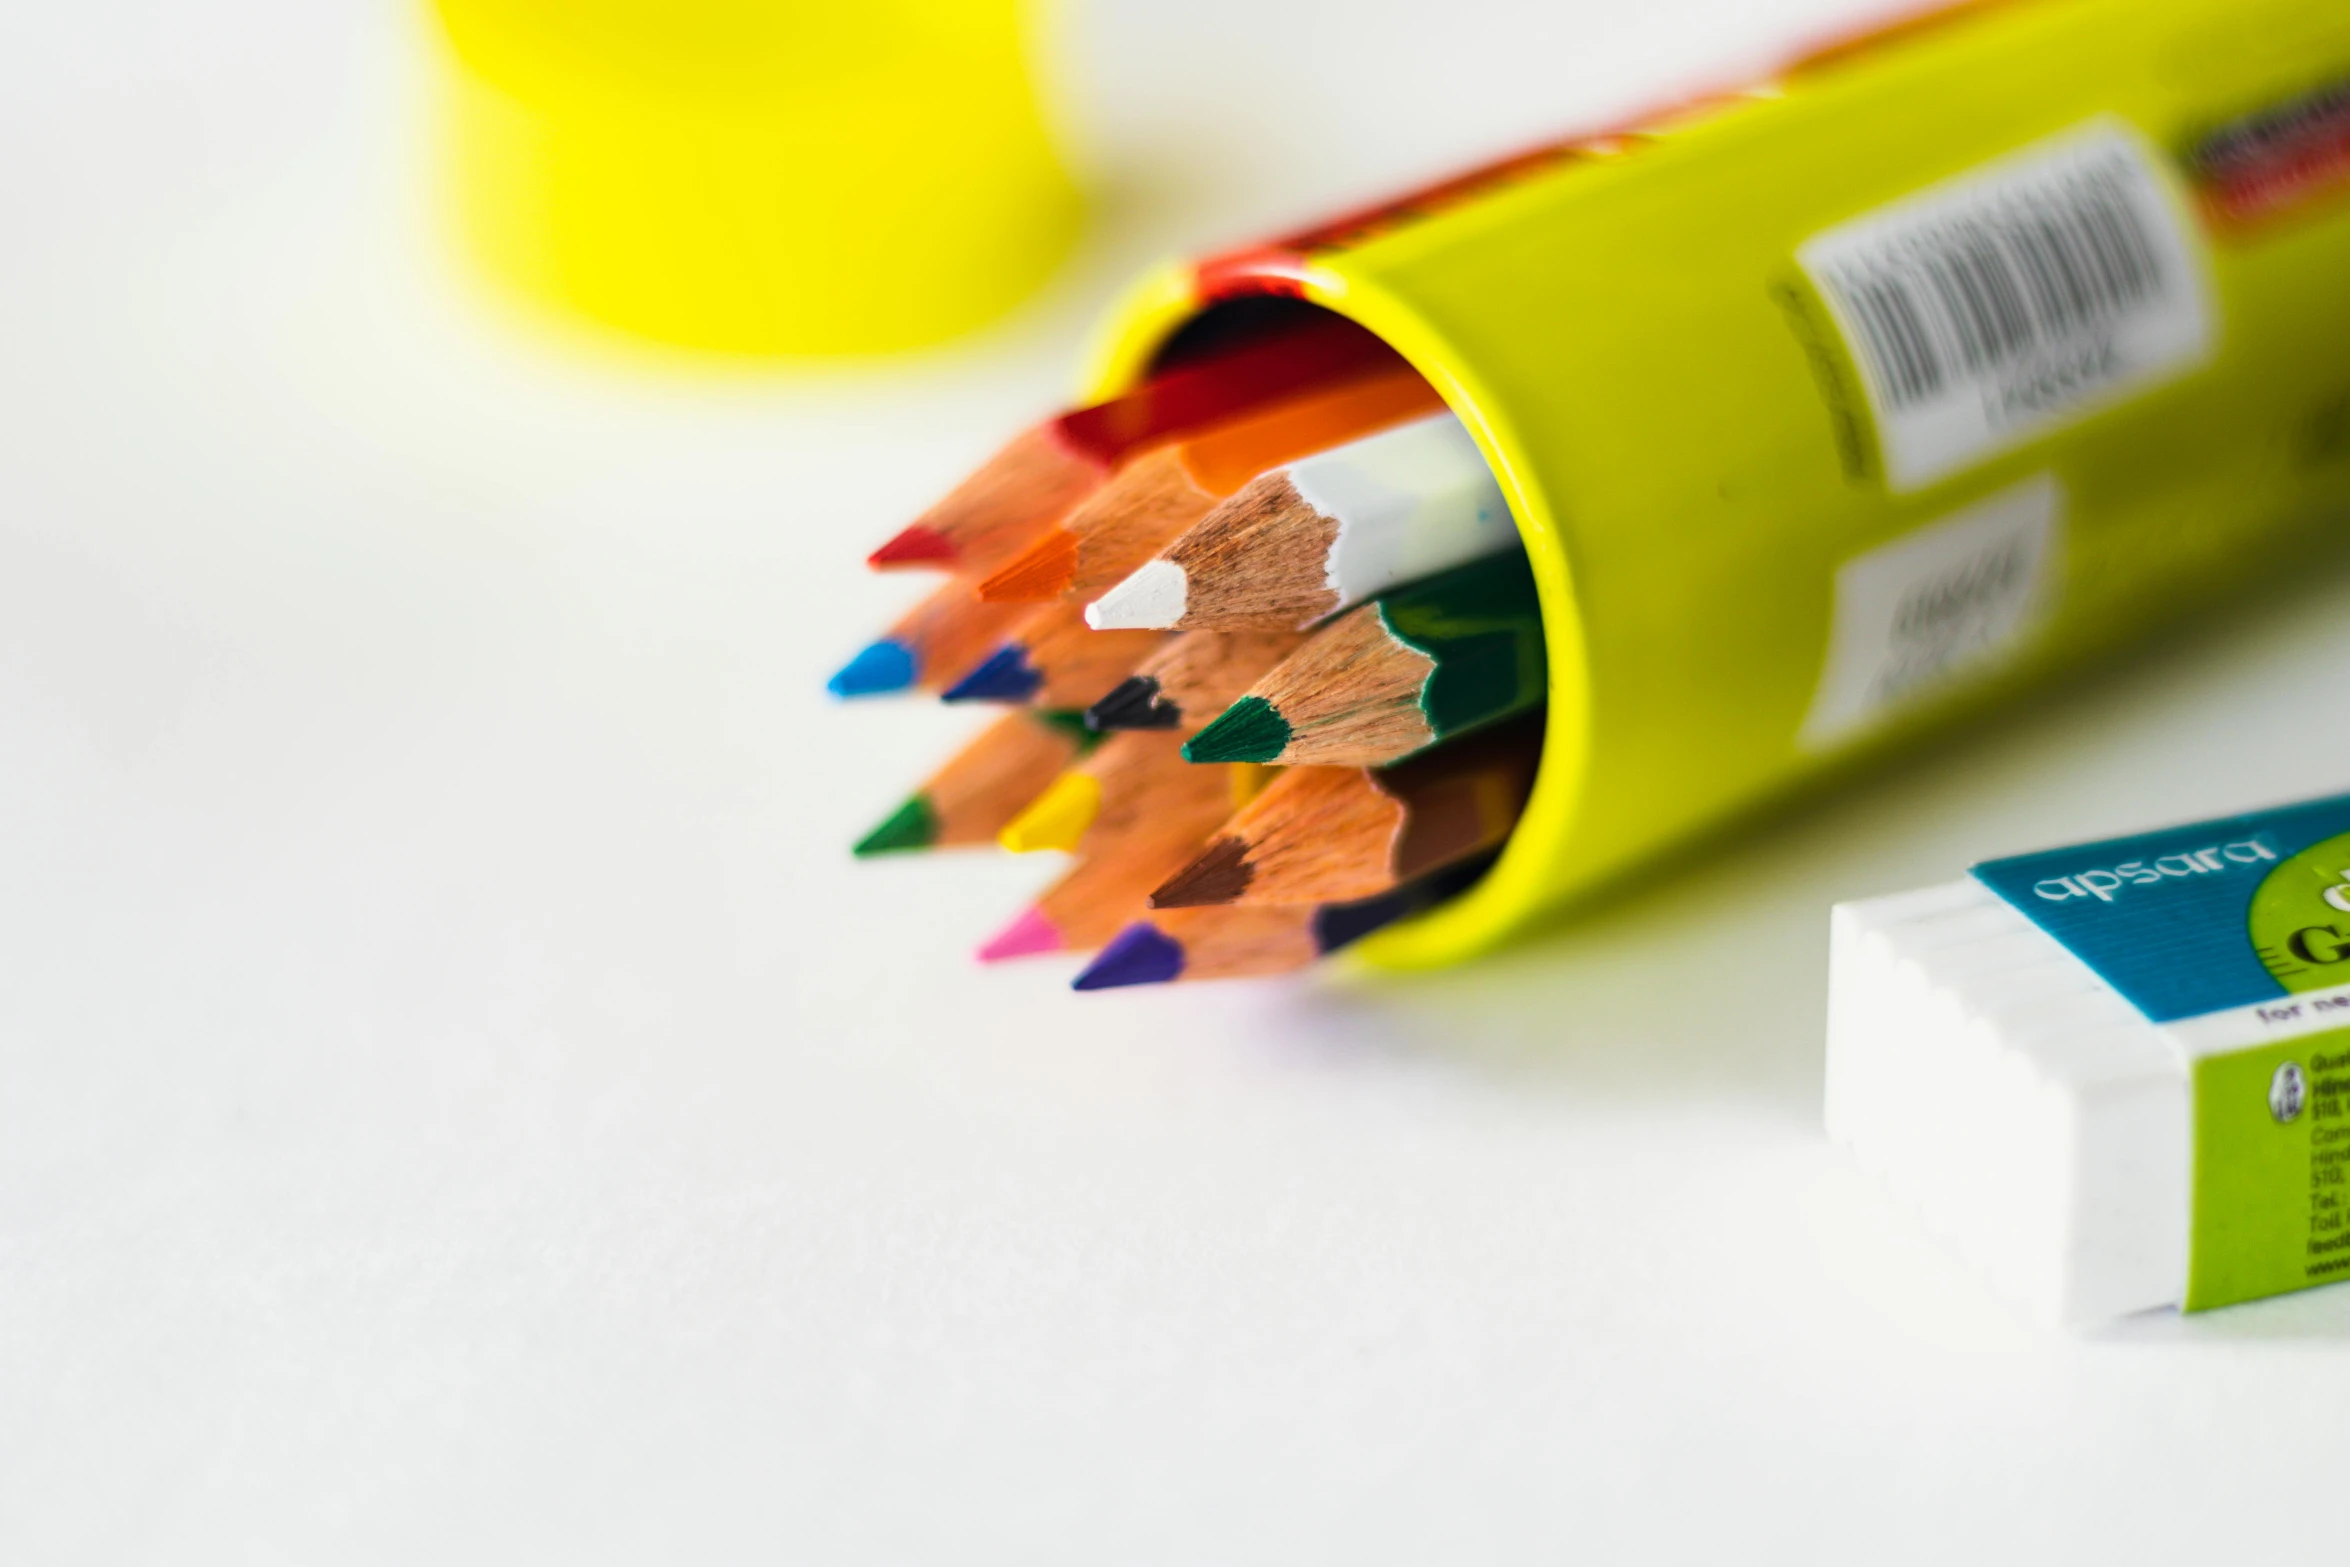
[1827,794,2350,1324]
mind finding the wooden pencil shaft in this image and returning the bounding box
[1024,624,1164,710]
[982,371,1442,603]
[1036,829,1223,951]
[950,601,1165,709]
[1109,410,1516,632]
[892,579,1035,688]
[1166,370,1442,498]
[879,316,1394,574]
[1052,313,1399,467]
[1154,719,1537,906]
[1145,906,1326,977]
[1084,851,1501,986]
[1284,411,1512,607]
[922,711,1093,845]
[1072,732,1232,852]
[1099,630,1308,732]
[1189,549,1542,766]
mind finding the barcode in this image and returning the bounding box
[1799,122,2212,491]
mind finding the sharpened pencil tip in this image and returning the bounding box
[866,525,958,569]
[977,906,1064,962]
[940,645,1043,704]
[998,773,1101,854]
[1149,837,1253,908]
[1084,676,1180,732]
[1182,696,1291,763]
[1073,923,1187,990]
[853,795,937,856]
[827,639,918,697]
[977,531,1078,603]
[1085,560,1187,630]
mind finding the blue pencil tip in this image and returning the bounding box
[940,645,1042,704]
[1072,922,1186,991]
[828,640,917,698]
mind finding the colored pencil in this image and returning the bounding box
[1070,854,1499,989]
[1181,549,1544,766]
[866,315,1399,574]
[996,730,1236,856]
[1150,717,1539,907]
[1085,410,1519,632]
[1083,629,1309,734]
[976,838,1209,961]
[978,741,1238,960]
[827,578,1035,698]
[975,370,1445,604]
[939,602,1165,710]
[852,710,1098,856]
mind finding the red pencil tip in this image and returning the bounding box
[977,906,1064,962]
[867,525,958,570]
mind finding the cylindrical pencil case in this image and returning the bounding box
[1077,0,2350,970]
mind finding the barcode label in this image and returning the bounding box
[1800,477,2062,748]
[1799,121,2213,491]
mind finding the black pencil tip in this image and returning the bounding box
[1085,676,1179,732]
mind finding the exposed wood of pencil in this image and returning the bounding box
[1072,850,1502,988]
[829,577,1037,697]
[1150,722,1538,906]
[902,581,1032,690]
[943,602,1164,710]
[1113,906,1326,980]
[871,315,1400,574]
[1148,474,1342,630]
[988,770,1236,956]
[976,370,1442,604]
[1084,630,1309,734]
[853,711,1091,856]
[1092,409,1515,632]
[1034,832,1222,953]
[874,424,1106,574]
[1209,607,1438,765]
[1183,550,1544,766]
[1002,730,1232,856]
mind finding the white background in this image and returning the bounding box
[4,2,2349,1560]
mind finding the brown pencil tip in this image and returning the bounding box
[977,530,1079,603]
[867,525,958,570]
[1149,836,1255,909]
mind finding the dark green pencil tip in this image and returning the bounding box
[853,795,938,856]
[1182,696,1290,764]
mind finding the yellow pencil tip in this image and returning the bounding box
[1227,762,1280,808]
[998,773,1102,853]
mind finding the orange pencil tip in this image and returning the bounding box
[976,531,1078,603]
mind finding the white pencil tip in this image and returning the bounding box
[1086,560,1187,630]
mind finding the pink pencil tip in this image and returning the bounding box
[977,906,1063,962]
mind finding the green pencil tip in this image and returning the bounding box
[1182,695,1290,764]
[1037,709,1104,753]
[853,795,938,856]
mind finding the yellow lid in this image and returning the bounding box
[430,0,1083,354]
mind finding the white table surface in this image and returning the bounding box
[6,2,2350,1560]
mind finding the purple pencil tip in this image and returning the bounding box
[1072,922,1186,990]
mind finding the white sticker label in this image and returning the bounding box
[1798,120,2213,491]
[1801,477,2062,748]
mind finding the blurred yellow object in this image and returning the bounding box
[430,0,1083,354]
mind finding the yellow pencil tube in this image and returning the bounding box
[1084,0,2350,969]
